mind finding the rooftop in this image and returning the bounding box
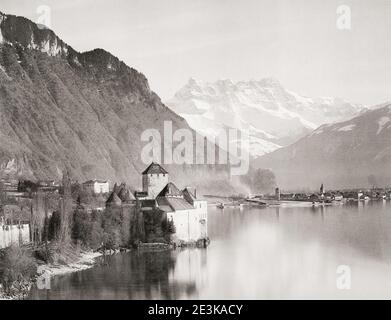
[157,197,194,212]
[118,187,136,202]
[157,182,182,197]
[83,179,108,184]
[182,187,197,203]
[106,191,122,206]
[142,162,168,175]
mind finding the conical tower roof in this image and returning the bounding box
[106,191,122,206]
[118,188,136,203]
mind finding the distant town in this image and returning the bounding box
[209,183,391,209]
[266,183,391,203]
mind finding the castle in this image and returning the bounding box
[140,162,208,243]
[106,162,208,243]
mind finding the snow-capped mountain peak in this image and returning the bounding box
[166,78,365,157]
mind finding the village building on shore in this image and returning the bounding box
[82,180,110,194]
[0,217,30,249]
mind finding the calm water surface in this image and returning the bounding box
[29,201,391,299]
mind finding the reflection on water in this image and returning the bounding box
[30,201,391,299]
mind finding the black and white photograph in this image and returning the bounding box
[0,0,390,306]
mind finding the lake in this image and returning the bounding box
[29,201,391,299]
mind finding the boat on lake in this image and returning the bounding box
[217,203,225,209]
[243,198,269,207]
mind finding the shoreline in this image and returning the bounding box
[10,242,207,300]
[2,241,210,300]
[0,250,105,300]
[37,250,103,278]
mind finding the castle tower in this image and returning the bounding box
[142,162,169,199]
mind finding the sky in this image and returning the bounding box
[1,0,390,105]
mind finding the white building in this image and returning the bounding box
[156,183,208,243]
[139,163,208,243]
[0,218,30,249]
[83,179,110,194]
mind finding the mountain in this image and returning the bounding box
[254,103,391,190]
[166,78,364,157]
[0,12,232,193]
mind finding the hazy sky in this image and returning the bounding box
[1,0,390,105]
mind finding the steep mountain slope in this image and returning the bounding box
[0,12,230,191]
[166,78,364,157]
[254,103,391,189]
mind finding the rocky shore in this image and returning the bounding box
[0,250,104,300]
[36,251,103,278]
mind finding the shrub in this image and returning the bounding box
[144,209,170,243]
[0,245,37,295]
[34,245,53,264]
[161,217,176,242]
[101,207,122,249]
[48,211,61,240]
[72,208,92,247]
[166,219,176,234]
[89,211,103,250]
[120,210,131,248]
